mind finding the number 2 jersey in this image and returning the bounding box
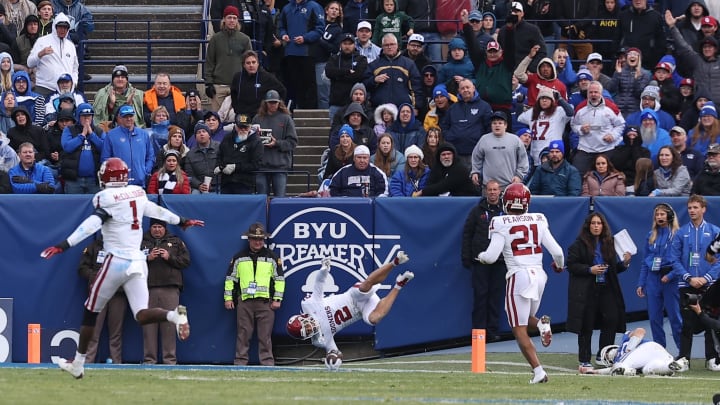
[300,267,380,353]
[480,212,565,278]
[65,185,181,260]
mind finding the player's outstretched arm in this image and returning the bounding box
[41,213,104,259]
[143,201,204,230]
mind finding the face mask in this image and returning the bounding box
[235,134,248,143]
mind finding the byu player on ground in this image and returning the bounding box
[476,183,564,384]
[586,327,688,376]
[286,252,413,370]
[41,157,204,379]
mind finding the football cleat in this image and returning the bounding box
[529,371,548,384]
[175,305,190,341]
[669,357,689,373]
[707,358,720,371]
[538,315,552,347]
[395,271,414,288]
[58,358,84,379]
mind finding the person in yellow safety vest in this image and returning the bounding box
[223,222,285,365]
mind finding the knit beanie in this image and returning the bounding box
[641,81,661,101]
[700,101,718,118]
[404,144,424,160]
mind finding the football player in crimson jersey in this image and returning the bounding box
[40,157,204,379]
[476,183,564,384]
[286,252,414,370]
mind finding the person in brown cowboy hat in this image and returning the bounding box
[223,222,285,365]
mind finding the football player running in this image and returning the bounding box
[286,252,414,370]
[476,183,564,384]
[41,158,204,379]
[585,327,688,376]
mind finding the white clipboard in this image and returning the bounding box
[614,229,637,259]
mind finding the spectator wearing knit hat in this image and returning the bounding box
[636,108,671,161]
[528,139,581,196]
[688,101,720,155]
[147,149,191,195]
[184,120,219,194]
[389,144,429,197]
[324,123,356,180]
[422,84,455,131]
[625,81,677,132]
[517,85,574,167]
[667,11,720,105]
[92,64,145,127]
[606,47,652,117]
[619,0,666,71]
[205,5,252,111]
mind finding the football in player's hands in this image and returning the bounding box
[393,251,409,266]
[324,350,343,371]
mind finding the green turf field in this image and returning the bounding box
[1,352,717,404]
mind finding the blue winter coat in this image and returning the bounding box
[440,91,492,156]
[100,125,155,187]
[526,159,582,196]
[389,166,430,196]
[278,0,325,57]
[8,162,55,193]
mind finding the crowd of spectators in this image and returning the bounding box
[7,0,720,199]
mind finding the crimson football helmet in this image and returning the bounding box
[98,157,129,188]
[286,314,320,340]
[502,183,531,214]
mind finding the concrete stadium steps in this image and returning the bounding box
[287,109,330,195]
[83,4,204,95]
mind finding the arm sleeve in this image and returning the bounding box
[477,232,504,264]
[542,229,565,268]
[66,214,104,248]
[142,200,182,225]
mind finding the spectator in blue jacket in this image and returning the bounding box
[11,70,44,126]
[8,141,55,193]
[100,105,155,188]
[527,139,581,196]
[342,0,369,34]
[389,144,429,196]
[440,78,492,166]
[61,103,104,194]
[278,0,325,109]
[437,37,475,95]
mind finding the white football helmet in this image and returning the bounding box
[599,344,619,367]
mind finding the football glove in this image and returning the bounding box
[393,251,409,266]
[41,246,64,259]
[179,218,204,230]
